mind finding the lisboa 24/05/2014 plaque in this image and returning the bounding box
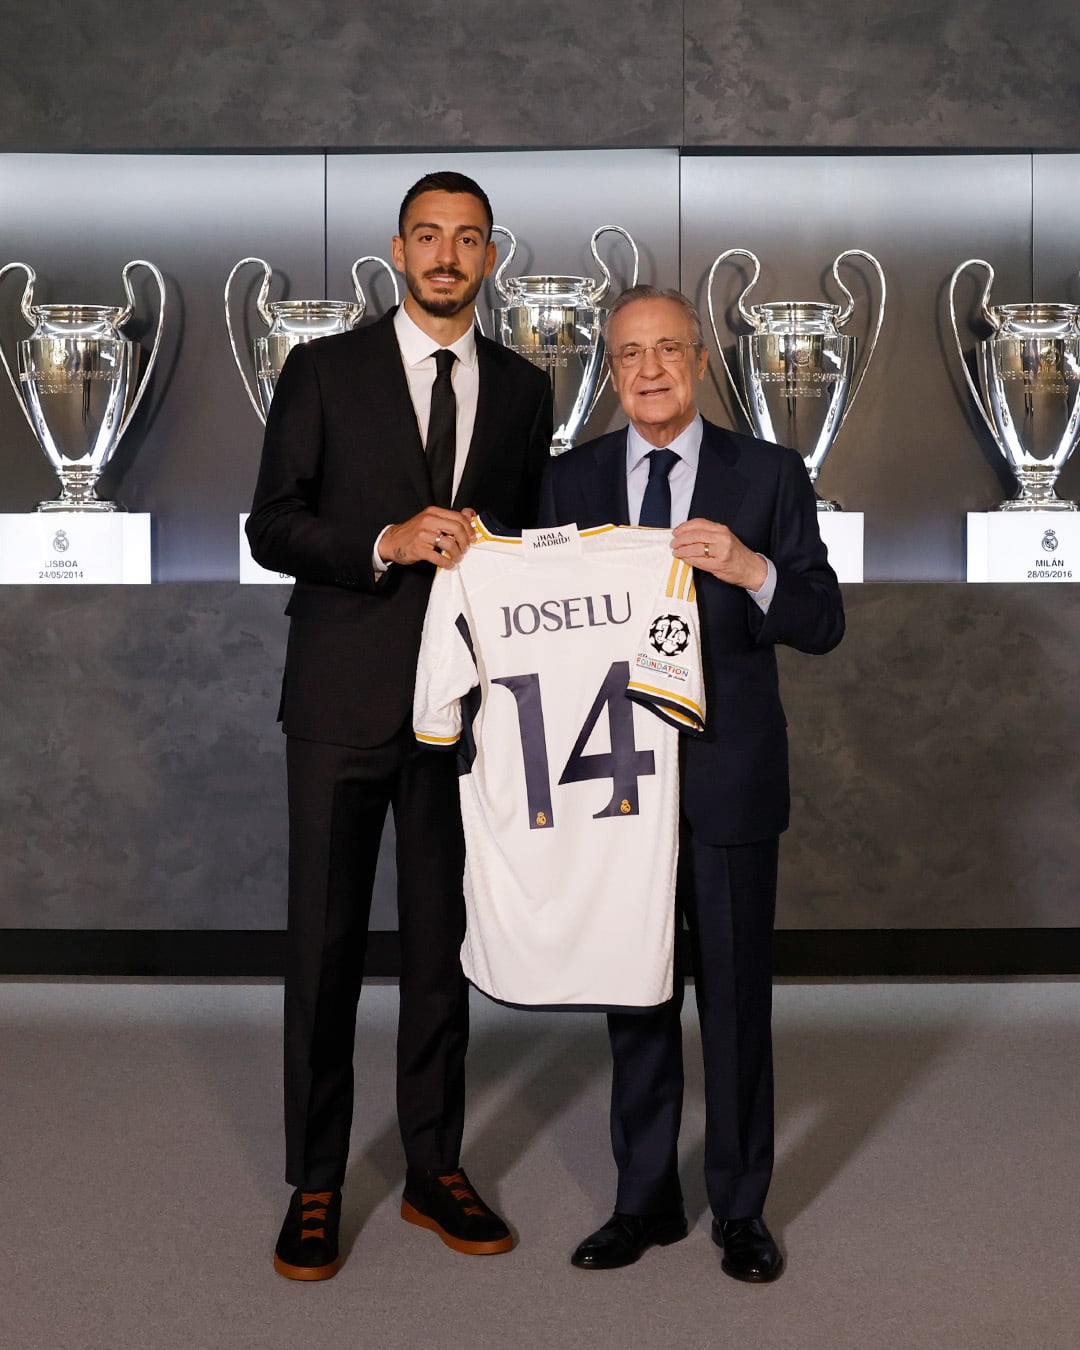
[0,259,164,583]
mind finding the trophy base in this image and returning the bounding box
[995,498,1078,512]
[815,497,842,512]
[36,497,125,513]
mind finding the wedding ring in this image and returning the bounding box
[704,542,710,557]
[434,532,443,549]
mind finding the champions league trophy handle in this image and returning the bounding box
[115,260,167,445]
[0,262,41,436]
[490,225,518,309]
[350,255,401,313]
[947,258,1002,446]
[586,225,640,306]
[583,226,641,423]
[831,249,886,434]
[706,248,762,425]
[225,256,275,421]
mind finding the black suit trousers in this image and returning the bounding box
[283,728,468,1190]
[608,832,778,1220]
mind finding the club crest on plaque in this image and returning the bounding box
[707,248,886,510]
[949,258,1080,511]
[0,260,166,511]
[490,225,639,454]
[225,255,400,424]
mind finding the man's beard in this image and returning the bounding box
[405,265,483,318]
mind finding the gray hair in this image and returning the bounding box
[602,284,705,347]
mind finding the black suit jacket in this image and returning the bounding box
[537,418,844,846]
[248,309,553,748]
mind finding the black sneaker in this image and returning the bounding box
[273,1189,342,1280]
[401,1167,513,1255]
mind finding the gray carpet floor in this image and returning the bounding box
[1,976,1078,1350]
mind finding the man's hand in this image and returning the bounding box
[379,507,475,569]
[671,517,768,591]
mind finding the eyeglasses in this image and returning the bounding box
[610,340,702,369]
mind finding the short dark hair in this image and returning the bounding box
[603,284,705,347]
[397,172,494,239]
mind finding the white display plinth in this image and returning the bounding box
[818,512,863,583]
[0,514,151,584]
[239,513,293,584]
[966,512,1080,582]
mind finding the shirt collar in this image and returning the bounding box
[394,303,479,370]
[626,413,703,473]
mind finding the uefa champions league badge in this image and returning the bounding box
[635,614,691,682]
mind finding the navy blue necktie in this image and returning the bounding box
[427,349,457,508]
[638,447,679,527]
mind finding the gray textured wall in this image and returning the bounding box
[4,2,1080,150]
[1,586,1075,932]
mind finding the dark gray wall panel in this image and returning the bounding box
[779,585,1080,929]
[1032,155,1080,300]
[3,584,1079,932]
[680,154,1034,579]
[0,2,682,152]
[326,150,680,444]
[0,586,289,929]
[685,1,1080,149]
[0,154,325,579]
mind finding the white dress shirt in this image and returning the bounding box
[374,306,481,571]
[626,414,776,612]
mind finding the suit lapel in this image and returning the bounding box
[370,310,433,505]
[689,420,751,526]
[452,336,496,511]
[583,430,630,526]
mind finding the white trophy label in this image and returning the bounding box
[966,512,1080,582]
[0,514,151,583]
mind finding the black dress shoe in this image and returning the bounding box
[274,1188,342,1281]
[401,1167,513,1254]
[711,1217,784,1282]
[570,1211,689,1270]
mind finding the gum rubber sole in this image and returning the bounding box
[400,1198,514,1255]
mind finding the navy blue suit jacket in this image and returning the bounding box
[537,418,844,846]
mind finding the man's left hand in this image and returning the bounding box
[672,518,768,592]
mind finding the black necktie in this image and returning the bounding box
[638,447,680,527]
[426,348,457,508]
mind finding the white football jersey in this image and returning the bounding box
[413,517,705,1009]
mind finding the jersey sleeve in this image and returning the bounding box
[413,562,480,748]
[627,557,706,734]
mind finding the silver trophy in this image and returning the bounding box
[491,225,639,454]
[707,248,886,510]
[949,258,1080,511]
[0,259,165,511]
[225,255,400,423]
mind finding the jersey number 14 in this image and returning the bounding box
[492,661,656,829]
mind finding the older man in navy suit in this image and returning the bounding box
[538,285,844,1281]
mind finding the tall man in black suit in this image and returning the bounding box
[538,286,843,1281]
[248,172,552,1280]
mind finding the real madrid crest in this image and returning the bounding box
[1042,529,1059,554]
[52,529,70,553]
